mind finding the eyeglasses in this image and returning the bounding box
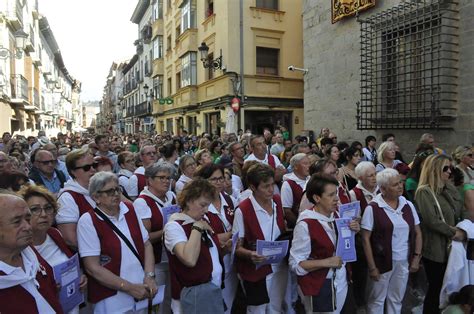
[442,165,453,173]
[98,187,121,196]
[209,176,225,183]
[37,159,57,166]
[153,175,172,181]
[74,163,98,172]
[30,204,55,216]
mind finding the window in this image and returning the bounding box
[187,116,197,135]
[180,0,196,33]
[256,0,278,10]
[205,53,214,80]
[256,47,279,75]
[153,76,163,99]
[166,118,173,132]
[166,35,172,52]
[358,0,458,129]
[181,52,197,87]
[175,24,181,41]
[153,36,163,59]
[167,77,172,95]
[205,0,214,18]
[176,71,181,90]
[152,0,163,21]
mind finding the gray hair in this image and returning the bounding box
[354,161,375,179]
[377,141,396,164]
[290,153,308,168]
[376,168,399,188]
[89,172,118,196]
[145,161,174,178]
[140,144,156,155]
[291,144,309,156]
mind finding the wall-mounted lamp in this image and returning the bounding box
[0,29,29,60]
[198,42,222,71]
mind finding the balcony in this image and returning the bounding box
[25,26,35,52]
[176,29,198,58]
[10,74,28,103]
[6,0,23,30]
[152,58,164,76]
[152,19,164,37]
[135,101,152,117]
[126,106,134,117]
[152,100,164,116]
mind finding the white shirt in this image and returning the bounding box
[118,169,133,197]
[289,209,347,284]
[164,213,223,287]
[238,189,253,203]
[56,179,96,224]
[128,166,145,197]
[35,234,69,267]
[0,247,55,313]
[232,195,283,272]
[175,174,192,196]
[77,202,149,313]
[361,194,420,261]
[349,183,380,209]
[281,172,308,208]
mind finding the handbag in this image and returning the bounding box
[311,270,337,312]
[93,207,144,268]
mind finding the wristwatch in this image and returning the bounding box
[145,272,155,278]
[192,225,205,233]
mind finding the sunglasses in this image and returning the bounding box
[98,187,121,197]
[74,163,98,172]
[442,165,453,173]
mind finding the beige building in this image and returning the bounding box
[148,0,304,137]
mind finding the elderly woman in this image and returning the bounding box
[375,141,402,173]
[175,155,196,195]
[194,163,237,313]
[452,146,474,185]
[415,154,464,313]
[56,148,97,248]
[234,163,288,314]
[133,162,177,314]
[362,168,422,314]
[77,172,157,313]
[19,185,87,314]
[164,178,225,313]
[290,174,360,313]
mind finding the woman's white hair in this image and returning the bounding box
[89,172,118,196]
[377,141,396,163]
[354,161,375,179]
[376,168,399,188]
[290,153,308,168]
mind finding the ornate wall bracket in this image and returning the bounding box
[332,0,376,23]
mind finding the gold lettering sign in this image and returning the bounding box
[332,0,376,23]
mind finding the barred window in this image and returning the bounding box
[357,0,458,129]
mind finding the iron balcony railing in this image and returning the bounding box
[135,101,151,116]
[10,75,28,101]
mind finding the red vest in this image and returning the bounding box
[297,219,334,296]
[287,179,304,216]
[166,220,224,299]
[267,154,276,169]
[0,247,64,314]
[137,173,146,194]
[338,185,351,204]
[47,227,74,258]
[137,194,176,263]
[369,201,416,273]
[62,190,94,216]
[87,203,145,304]
[221,192,235,225]
[236,195,286,282]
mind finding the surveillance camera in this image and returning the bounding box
[222,65,227,72]
[288,65,295,71]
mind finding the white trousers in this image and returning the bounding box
[246,265,289,314]
[155,263,172,314]
[223,269,239,314]
[366,260,409,314]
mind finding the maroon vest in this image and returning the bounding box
[236,195,286,282]
[221,191,235,225]
[0,247,64,314]
[351,187,369,215]
[369,201,416,274]
[338,185,351,204]
[166,220,224,299]
[267,154,276,169]
[297,219,334,296]
[137,173,146,194]
[87,202,145,303]
[137,194,175,263]
[61,190,94,216]
[47,227,74,258]
[287,179,304,216]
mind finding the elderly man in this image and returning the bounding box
[420,133,445,155]
[43,143,70,180]
[230,142,245,177]
[128,144,158,200]
[0,193,63,313]
[29,149,66,194]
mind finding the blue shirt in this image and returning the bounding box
[56,160,70,180]
[39,171,62,194]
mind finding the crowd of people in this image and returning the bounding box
[0,127,473,314]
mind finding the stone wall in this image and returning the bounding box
[303,0,474,159]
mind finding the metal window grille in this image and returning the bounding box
[357,0,459,129]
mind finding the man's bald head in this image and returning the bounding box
[0,192,32,253]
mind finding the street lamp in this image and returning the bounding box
[198,42,222,71]
[0,29,29,59]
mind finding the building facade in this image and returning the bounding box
[0,0,81,137]
[303,0,473,153]
[107,0,304,137]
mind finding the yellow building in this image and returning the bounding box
[151,0,304,137]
